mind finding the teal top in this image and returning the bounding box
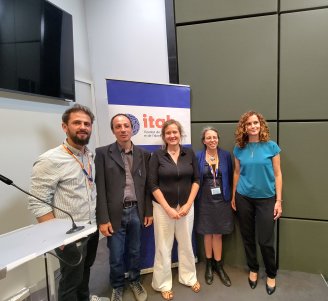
[233,141,281,198]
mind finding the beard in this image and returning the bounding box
[68,130,91,146]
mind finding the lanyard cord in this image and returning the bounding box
[62,144,93,183]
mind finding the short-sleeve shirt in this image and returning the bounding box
[233,141,281,198]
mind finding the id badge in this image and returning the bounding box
[211,187,221,195]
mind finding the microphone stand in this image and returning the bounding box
[0,174,84,234]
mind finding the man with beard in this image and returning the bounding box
[28,104,108,301]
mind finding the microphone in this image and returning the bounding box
[0,173,84,234]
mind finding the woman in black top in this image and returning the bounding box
[149,119,200,300]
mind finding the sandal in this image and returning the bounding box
[191,281,201,293]
[161,290,174,300]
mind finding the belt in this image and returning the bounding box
[123,201,137,209]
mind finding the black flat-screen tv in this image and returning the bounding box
[0,0,75,101]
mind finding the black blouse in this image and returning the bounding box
[148,147,200,208]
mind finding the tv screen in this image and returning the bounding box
[0,0,75,101]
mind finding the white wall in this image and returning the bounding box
[84,0,169,146]
[0,0,169,299]
[0,0,95,299]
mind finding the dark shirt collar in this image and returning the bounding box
[117,141,134,154]
[164,145,186,156]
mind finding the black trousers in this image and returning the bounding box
[235,192,277,278]
[55,230,99,301]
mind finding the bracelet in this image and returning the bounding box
[276,199,283,202]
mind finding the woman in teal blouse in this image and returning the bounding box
[232,111,283,295]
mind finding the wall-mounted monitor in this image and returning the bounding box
[0,0,75,101]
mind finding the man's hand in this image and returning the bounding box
[144,216,153,227]
[99,222,114,236]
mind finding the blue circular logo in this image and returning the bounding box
[126,113,140,136]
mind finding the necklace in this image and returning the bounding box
[248,143,258,158]
[206,151,219,172]
[168,147,179,156]
[206,151,217,162]
[209,155,216,162]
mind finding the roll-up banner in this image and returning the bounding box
[106,79,196,272]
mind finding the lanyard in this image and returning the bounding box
[209,164,218,187]
[62,144,93,184]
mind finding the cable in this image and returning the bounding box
[46,248,83,267]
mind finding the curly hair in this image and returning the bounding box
[62,104,95,124]
[235,111,270,148]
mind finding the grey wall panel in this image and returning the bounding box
[222,217,248,267]
[280,9,328,119]
[175,0,277,24]
[279,123,328,220]
[279,218,328,275]
[280,0,328,11]
[178,16,278,121]
[191,123,237,153]
[191,122,277,154]
[196,217,247,266]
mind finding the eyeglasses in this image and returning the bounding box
[205,136,218,141]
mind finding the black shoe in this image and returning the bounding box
[248,272,258,289]
[213,259,231,287]
[205,258,214,285]
[266,278,276,295]
[248,277,257,289]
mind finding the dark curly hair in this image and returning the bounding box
[235,111,270,148]
[62,104,95,124]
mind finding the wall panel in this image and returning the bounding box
[178,16,278,121]
[173,0,328,275]
[279,122,328,220]
[279,218,328,276]
[175,0,277,23]
[281,0,328,11]
[280,9,328,119]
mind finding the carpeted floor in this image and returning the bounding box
[89,238,327,301]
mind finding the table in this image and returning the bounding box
[0,219,97,280]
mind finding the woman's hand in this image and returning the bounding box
[274,200,282,220]
[178,203,191,217]
[231,197,237,211]
[165,206,180,219]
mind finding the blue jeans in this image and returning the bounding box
[107,205,142,288]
